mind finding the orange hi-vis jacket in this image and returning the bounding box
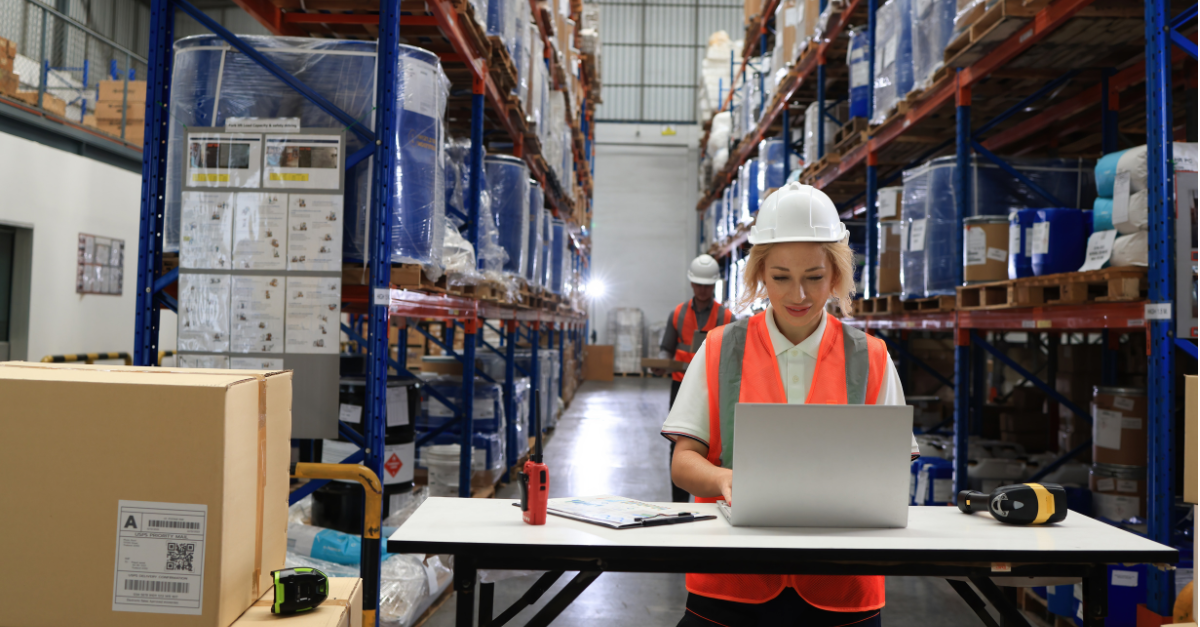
[689,310,889,611]
[671,299,733,382]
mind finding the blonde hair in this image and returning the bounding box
[738,241,857,317]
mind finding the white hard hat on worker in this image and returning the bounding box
[749,181,849,245]
[687,254,720,285]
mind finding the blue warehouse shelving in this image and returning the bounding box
[129,0,596,621]
[698,0,1197,617]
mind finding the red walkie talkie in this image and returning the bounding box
[520,393,548,525]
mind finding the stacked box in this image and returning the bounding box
[0,37,17,97]
[95,79,147,143]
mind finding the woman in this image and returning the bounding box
[661,183,919,627]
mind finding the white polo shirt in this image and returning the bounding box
[661,306,921,456]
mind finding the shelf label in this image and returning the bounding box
[1128,319,1145,327]
[1022,320,1036,329]
[991,562,1012,573]
[1145,303,1172,320]
[1037,320,1052,329]
[373,288,390,306]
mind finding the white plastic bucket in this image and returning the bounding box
[425,444,462,497]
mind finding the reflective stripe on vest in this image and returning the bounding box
[672,300,731,382]
[689,310,888,611]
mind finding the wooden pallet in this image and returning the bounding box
[487,36,518,94]
[854,294,904,316]
[902,294,957,314]
[448,0,491,58]
[833,117,868,154]
[868,99,911,132]
[801,151,842,183]
[943,0,1048,69]
[956,266,1148,311]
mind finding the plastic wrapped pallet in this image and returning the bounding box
[608,308,645,374]
[487,0,518,59]
[164,38,449,270]
[847,26,870,119]
[871,0,913,126]
[548,218,567,295]
[910,0,955,91]
[540,209,553,289]
[900,164,929,299]
[526,181,544,288]
[418,375,505,434]
[737,160,759,222]
[757,137,796,199]
[484,155,531,282]
[803,100,839,166]
[1111,230,1149,267]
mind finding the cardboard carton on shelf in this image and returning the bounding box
[0,68,17,97]
[96,99,146,121]
[0,362,293,627]
[231,577,362,627]
[99,79,148,102]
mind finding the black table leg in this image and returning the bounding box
[480,582,495,627]
[455,555,477,627]
[1080,567,1108,627]
[946,579,1001,627]
[524,571,602,627]
[968,577,1034,627]
[490,571,566,627]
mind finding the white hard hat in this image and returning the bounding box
[749,181,848,245]
[687,254,720,285]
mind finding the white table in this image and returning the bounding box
[388,498,1177,627]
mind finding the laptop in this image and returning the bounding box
[716,403,914,528]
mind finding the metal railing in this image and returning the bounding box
[0,0,148,142]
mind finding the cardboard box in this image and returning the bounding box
[0,69,16,96]
[41,93,66,117]
[99,79,149,103]
[0,55,12,73]
[96,99,146,121]
[231,578,361,627]
[421,355,465,375]
[744,0,761,24]
[0,362,292,627]
[877,220,902,294]
[1186,375,1196,504]
[98,119,144,144]
[584,345,614,381]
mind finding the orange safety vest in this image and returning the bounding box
[689,310,889,611]
[671,299,733,382]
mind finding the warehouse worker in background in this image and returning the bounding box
[661,183,919,627]
[655,253,733,503]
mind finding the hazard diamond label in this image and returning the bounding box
[384,453,403,478]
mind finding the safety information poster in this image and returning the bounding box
[178,354,230,368]
[230,357,285,370]
[180,191,234,269]
[112,500,207,615]
[263,134,343,190]
[177,273,230,353]
[287,194,343,271]
[285,276,341,354]
[77,233,125,295]
[230,275,285,354]
[232,193,288,270]
[186,133,263,188]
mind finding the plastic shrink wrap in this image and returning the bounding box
[166,38,449,269]
[847,26,870,119]
[548,219,567,295]
[803,100,840,165]
[608,308,645,373]
[484,155,531,281]
[910,0,954,90]
[871,0,913,125]
[1111,230,1148,267]
[526,181,545,288]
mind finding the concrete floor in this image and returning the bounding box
[422,377,990,626]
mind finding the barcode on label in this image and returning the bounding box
[125,580,189,593]
[149,520,200,530]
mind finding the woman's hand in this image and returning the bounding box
[671,437,735,501]
[716,468,733,504]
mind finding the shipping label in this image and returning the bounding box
[112,500,207,615]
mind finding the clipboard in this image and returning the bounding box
[513,495,717,529]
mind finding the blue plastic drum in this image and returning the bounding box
[740,160,759,218]
[757,138,788,200]
[484,155,530,278]
[848,26,870,119]
[549,219,566,295]
[1032,208,1091,276]
[1008,209,1038,279]
[540,209,553,288]
[901,166,929,299]
[526,180,544,287]
[923,173,959,296]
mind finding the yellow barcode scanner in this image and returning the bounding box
[957,483,1069,525]
[271,567,328,615]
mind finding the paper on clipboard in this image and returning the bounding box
[545,495,715,529]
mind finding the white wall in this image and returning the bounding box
[0,132,176,361]
[590,123,701,348]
